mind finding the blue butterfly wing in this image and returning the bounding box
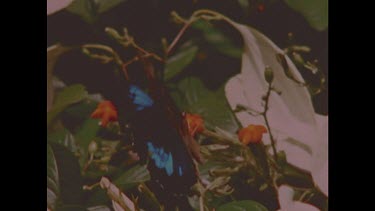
[128,85,154,111]
[128,91,197,194]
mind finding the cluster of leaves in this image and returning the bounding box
[47,0,327,210]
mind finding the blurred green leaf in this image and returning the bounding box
[48,84,88,126]
[74,118,101,166]
[193,20,242,58]
[61,100,99,133]
[63,100,98,119]
[237,0,249,9]
[67,0,97,23]
[67,0,126,23]
[164,44,198,81]
[199,160,226,180]
[284,0,328,31]
[48,128,80,154]
[47,44,72,112]
[114,164,150,188]
[47,144,59,210]
[95,0,125,13]
[278,162,314,189]
[85,166,148,208]
[50,143,84,206]
[217,200,268,211]
[170,77,240,133]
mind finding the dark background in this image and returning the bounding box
[47,0,328,114]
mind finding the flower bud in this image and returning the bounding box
[264,66,274,83]
[88,140,98,154]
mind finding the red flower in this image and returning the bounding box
[91,101,118,127]
[238,124,267,145]
[185,113,205,136]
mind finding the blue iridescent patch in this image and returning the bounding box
[128,85,154,111]
[147,142,174,176]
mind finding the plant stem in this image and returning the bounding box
[199,195,204,211]
[166,20,193,55]
[262,83,278,161]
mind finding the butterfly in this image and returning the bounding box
[127,84,199,195]
[108,57,202,209]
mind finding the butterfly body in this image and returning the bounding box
[126,86,198,194]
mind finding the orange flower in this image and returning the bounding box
[238,124,267,145]
[185,113,205,136]
[91,100,118,127]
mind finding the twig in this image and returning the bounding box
[167,20,193,55]
[262,83,278,161]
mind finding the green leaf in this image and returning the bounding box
[67,0,97,23]
[237,0,249,9]
[278,162,314,189]
[48,84,88,126]
[95,0,125,14]
[63,100,98,120]
[66,0,126,23]
[284,0,328,31]
[86,165,149,207]
[217,200,268,211]
[47,44,72,112]
[164,44,198,81]
[48,128,80,154]
[50,143,84,205]
[170,77,240,133]
[47,144,59,210]
[114,164,150,188]
[193,20,242,58]
[74,118,101,166]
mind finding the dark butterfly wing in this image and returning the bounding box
[107,57,198,210]
[127,85,198,195]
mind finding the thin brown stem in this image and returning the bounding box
[166,20,193,55]
[262,83,278,161]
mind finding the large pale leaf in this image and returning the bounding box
[223,20,328,195]
[47,0,74,15]
[100,177,136,211]
[277,186,319,211]
[284,0,328,31]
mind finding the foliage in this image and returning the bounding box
[47,1,327,210]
